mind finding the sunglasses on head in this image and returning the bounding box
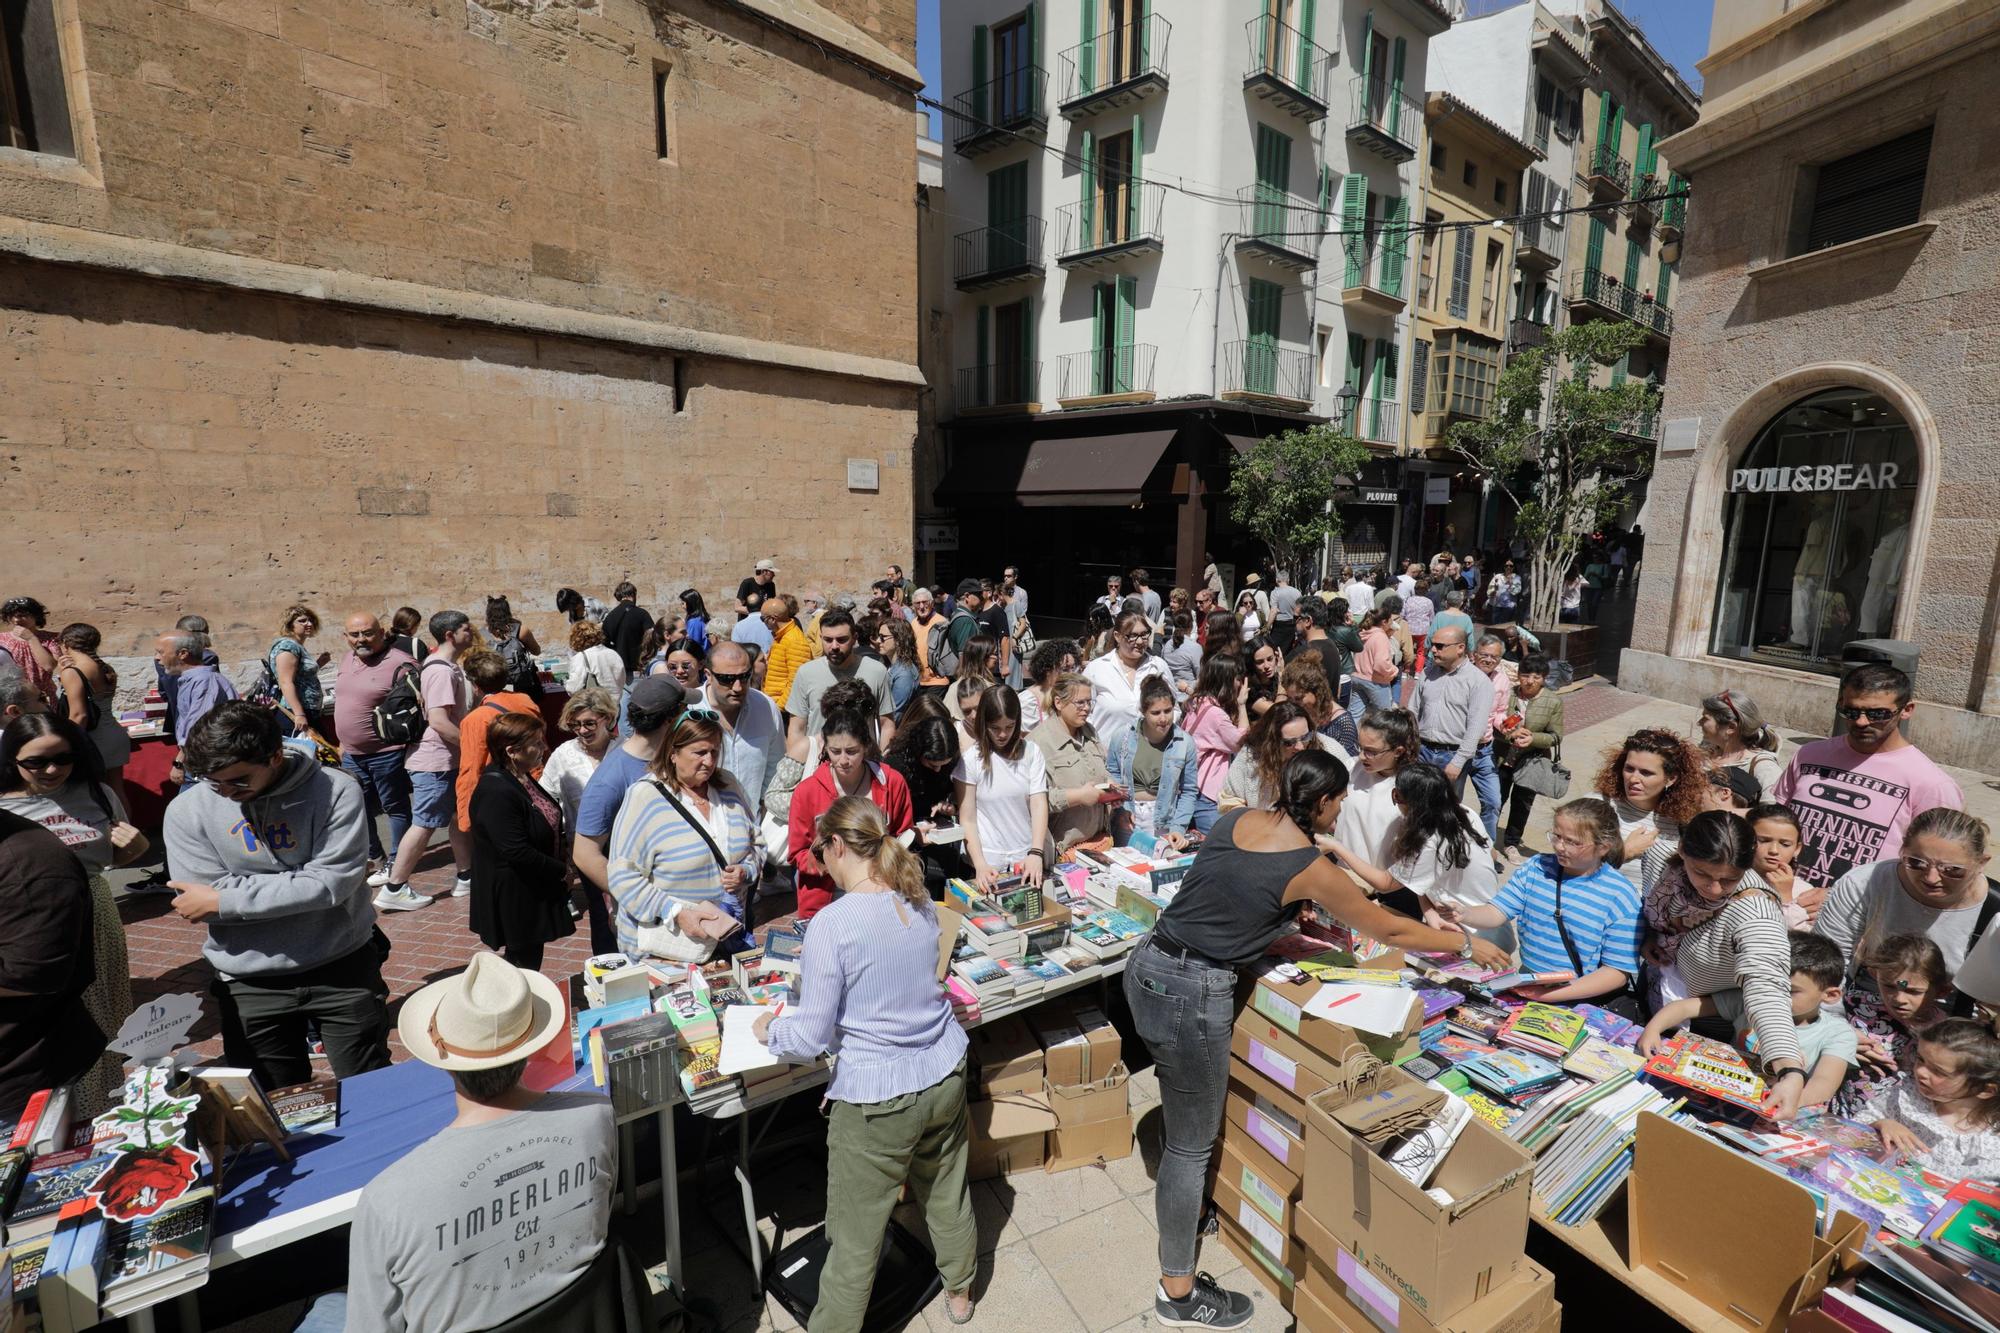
[16,752,76,772]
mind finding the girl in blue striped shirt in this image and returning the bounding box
[1454,797,1645,1008]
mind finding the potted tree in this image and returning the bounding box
[1446,321,1659,681]
[1227,422,1373,591]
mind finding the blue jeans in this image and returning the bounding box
[293,1290,344,1333]
[1124,937,1236,1278]
[1189,793,1220,835]
[1348,676,1393,726]
[340,748,412,861]
[1420,740,1502,844]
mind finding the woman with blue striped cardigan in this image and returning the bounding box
[608,712,761,962]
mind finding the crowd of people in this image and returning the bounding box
[0,544,1994,1332]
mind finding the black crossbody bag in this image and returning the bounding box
[1550,865,1643,1019]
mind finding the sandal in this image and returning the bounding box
[943,1288,975,1325]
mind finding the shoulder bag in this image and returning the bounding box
[1550,865,1642,1018]
[630,777,733,963]
[1508,693,1571,799]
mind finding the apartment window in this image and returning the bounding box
[1429,141,1445,170]
[1,0,75,156]
[1447,224,1473,319]
[1418,211,1443,309]
[1800,125,1932,254]
[993,13,1034,123]
[1436,333,1500,418]
[1493,178,1506,206]
[1462,159,1477,188]
[1410,339,1430,416]
[1480,239,1503,327]
[653,65,672,159]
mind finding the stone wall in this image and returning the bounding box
[1626,42,2000,762]
[2,257,914,659]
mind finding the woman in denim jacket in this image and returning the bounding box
[1106,677,1200,850]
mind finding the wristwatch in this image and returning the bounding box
[1458,929,1476,959]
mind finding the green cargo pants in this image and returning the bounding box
[810,1058,979,1333]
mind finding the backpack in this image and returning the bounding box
[245,641,283,709]
[374,658,450,746]
[928,612,975,678]
[494,628,541,697]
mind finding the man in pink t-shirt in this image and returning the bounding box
[333,613,417,902]
[384,611,480,905]
[1774,662,1964,893]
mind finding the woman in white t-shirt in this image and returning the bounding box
[1329,703,1430,920]
[1594,727,1706,867]
[951,684,1050,890]
[566,621,629,695]
[1325,762,1497,917]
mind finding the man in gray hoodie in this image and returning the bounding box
[165,701,390,1088]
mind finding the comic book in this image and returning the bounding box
[1641,1031,1767,1115]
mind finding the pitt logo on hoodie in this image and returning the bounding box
[230,818,299,855]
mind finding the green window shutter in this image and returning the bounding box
[1584,217,1606,279]
[1344,333,1366,424]
[1317,165,1333,230]
[1138,0,1152,69]
[1077,0,1094,93]
[975,304,990,405]
[1115,274,1137,391]
[1247,278,1282,394]
[1388,37,1406,137]
[1593,92,1611,158]
[1622,235,1642,292]
[1092,282,1108,391]
[1020,295,1035,400]
[1024,2,1037,69]
[1447,224,1472,318]
[1256,125,1292,240]
[1633,123,1654,196]
[1381,195,1409,297]
[1609,102,1625,159]
[972,26,989,121]
[1611,352,1628,387]
[1411,339,1429,414]
[1296,0,1318,90]
[1080,129,1096,244]
[1340,172,1368,287]
[1129,113,1145,234]
[1360,9,1375,92]
[1657,259,1673,306]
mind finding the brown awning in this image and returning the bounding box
[936,428,1178,507]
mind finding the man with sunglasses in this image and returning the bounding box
[162,701,392,1088]
[1775,663,1963,889]
[704,641,783,825]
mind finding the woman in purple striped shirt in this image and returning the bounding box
[756,796,976,1330]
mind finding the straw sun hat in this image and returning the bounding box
[398,953,568,1072]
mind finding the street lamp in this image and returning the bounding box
[1337,382,1361,435]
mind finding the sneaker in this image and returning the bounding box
[366,864,392,889]
[373,884,431,912]
[126,872,179,895]
[1155,1273,1253,1330]
[439,872,471,899]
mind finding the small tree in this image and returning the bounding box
[1227,424,1373,587]
[1447,322,1661,630]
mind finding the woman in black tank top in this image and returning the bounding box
[1123,751,1508,1330]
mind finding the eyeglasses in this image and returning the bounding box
[1120,631,1150,643]
[1902,855,1976,883]
[809,838,829,861]
[16,753,75,772]
[204,769,264,793]
[571,717,609,732]
[1282,733,1313,750]
[1836,705,1900,723]
[1549,833,1590,850]
[1357,743,1393,758]
[709,670,750,686]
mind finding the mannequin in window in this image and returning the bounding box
[1860,519,1910,638]
[1786,496,1835,650]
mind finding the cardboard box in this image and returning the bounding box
[1626,1113,1866,1332]
[1214,1133,1300,1235]
[1211,1172,1297,1269]
[1303,1071,1534,1323]
[1234,1009,1371,1091]
[1215,1213,1296,1314]
[1296,1200,1559,1333]
[1045,1112,1133,1172]
[1293,1277,1358,1333]
[1242,971,1422,1067]
[1228,1055,1310,1134]
[1045,1062,1129,1128]
[968,1086,1056,1140]
[970,1016,1044,1096]
[1226,1081,1308,1176]
[934,904,967,981]
[1230,1022,1340,1104]
[1034,1003,1122,1086]
[967,1129,1045,1180]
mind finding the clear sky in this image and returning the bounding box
[914,0,1712,133]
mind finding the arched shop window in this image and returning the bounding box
[1711,388,1918,673]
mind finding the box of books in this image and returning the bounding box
[1045,1114,1132,1173]
[1225,1081,1308,1178]
[1230,1022,1346,1106]
[1215,1211,1297,1314]
[1295,1201,1560,1333]
[969,1016,1044,1097]
[1044,1063,1128,1129]
[1302,1070,1534,1323]
[1032,1004,1121,1087]
[967,1123,1045,1180]
[1213,1133,1300,1237]
[1241,970,1422,1068]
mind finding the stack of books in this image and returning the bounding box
[1561,1038,1646,1083]
[1506,1071,1637,1154]
[951,955,1016,1008]
[1533,1092,1690,1226]
[1068,910,1147,960]
[1457,1049,1567,1102]
[1445,1000,1514,1045]
[1496,1003,1588,1061]
[962,910,1027,961]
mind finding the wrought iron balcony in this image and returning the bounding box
[1055,180,1165,267]
[952,218,1046,291]
[1353,394,1402,448]
[1568,269,1673,340]
[1235,183,1320,270]
[952,66,1049,157]
[1056,343,1158,404]
[1058,14,1170,118]
[1339,238,1408,316]
[956,360,1041,411]
[1242,16,1334,121]
[1584,141,1630,199]
[1514,215,1562,269]
[1630,172,1659,228]
[1507,316,1551,354]
[1348,76,1421,163]
[1661,187,1687,239]
[1220,340,1314,406]
[1613,409,1661,442]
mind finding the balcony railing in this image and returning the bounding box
[1055,180,1166,264]
[952,217,1047,289]
[1058,14,1171,116]
[1242,16,1334,120]
[1570,269,1673,338]
[957,360,1041,410]
[1515,215,1563,267]
[1352,394,1402,447]
[1221,340,1314,404]
[1614,409,1661,442]
[1507,316,1551,354]
[1585,141,1630,195]
[1056,343,1159,402]
[1348,76,1421,162]
[952,66,1049,156]
[1340,238,1408,311]
[1235,183,1321,269]
[1630,172,1660,227]
[1661,187,1687,236]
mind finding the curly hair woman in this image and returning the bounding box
[1594,726,1708,864]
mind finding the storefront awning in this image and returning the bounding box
[936,428,1178,507]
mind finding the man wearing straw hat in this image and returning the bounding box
[299,953,617,1333]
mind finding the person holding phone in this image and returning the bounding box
[952,685,1049,891]
[1030,673,1121,856]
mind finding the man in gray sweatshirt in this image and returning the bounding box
[165,701,390,1088]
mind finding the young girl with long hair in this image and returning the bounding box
[1867,1019,2000,1180]
[1181,654,1248,835]
[1324,762,1497,915]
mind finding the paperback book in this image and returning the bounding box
[1790,1150,1944,1239]
[1641,1032,1768,1117]
[1563,1038,1646,1083]
[1498,1003,1589,1059]
[265,1080,340,1137]
[1458,1049,1567,1101]
[101,1185,214,1305]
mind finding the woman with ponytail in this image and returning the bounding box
[1124,751,1507,1330]
[756,796,976,1330]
